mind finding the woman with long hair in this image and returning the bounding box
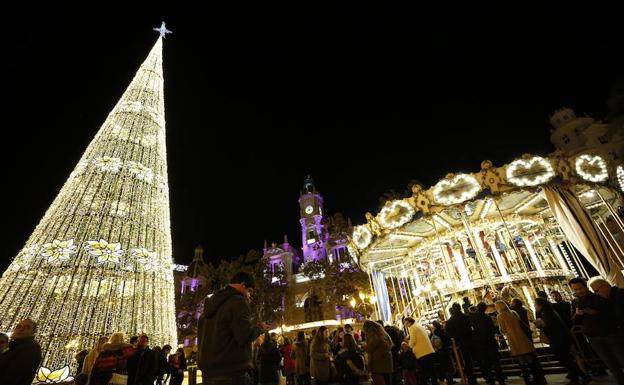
[168,348,187,385]
[291,331,310,385]
[89,333,135,385]
[362,320,393,385]
[495,301,545,385]
[258,333,281,385]
[310,326,332,385]
[81,336,109,385]
[335,333,365,385]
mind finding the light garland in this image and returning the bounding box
[617,165,624,192]
[506,156,555,187]
[378,200,415,229]
[352,225,373,249]
[575,154,608,182]
[432,174,481,205]
[0,36,177,372]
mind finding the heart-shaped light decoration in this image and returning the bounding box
[506,156,555,187]
[433,174,481,205]
[352,225,373,249]
[575,154,608,182]
[617,165,624,192]
[378,200,415,229]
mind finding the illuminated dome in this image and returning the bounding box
[349,152,624,325]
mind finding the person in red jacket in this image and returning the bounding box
[280,337,296,385]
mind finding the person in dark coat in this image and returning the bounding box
[589,277,624,336]
[534,297,590,385]
[445,303,477,385]
[197,271,271,385]
[398,342,418,385]
[431,320,453,385]
[511,298,532,339]
[570,277,624,385]
[156,345,171,385]
[291,331,310,385]
[258,333,281,385]
[0,319,42,385]
[169,348,187,385]
[471,302,505,385]
[550,291,572,329]
[127,334,157,385]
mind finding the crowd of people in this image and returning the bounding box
[0,272,622,385]
[198,272,624,385]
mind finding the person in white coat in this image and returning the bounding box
[404,317,437,385]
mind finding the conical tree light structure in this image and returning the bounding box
[0,36,177,369]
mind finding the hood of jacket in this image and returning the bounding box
[203,286,242,319]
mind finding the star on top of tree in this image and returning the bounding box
[153,21,172,38]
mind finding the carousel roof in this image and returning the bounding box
[349,151,623,272]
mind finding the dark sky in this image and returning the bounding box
[1,3,622,271]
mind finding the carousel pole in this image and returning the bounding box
[492,199,538,297]
[595,217,624,268]
[595,190,624,232]
[460,211,494,280]
[393,267,408,318]
[429,218,456,286]
[388,269,401,317]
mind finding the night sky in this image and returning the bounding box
[2,3,622,271]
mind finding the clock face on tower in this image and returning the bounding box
[305,205,314,214]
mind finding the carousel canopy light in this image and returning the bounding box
[506,156,555,187]
[617,165,624,192]
[433,174,481,206]
[352,225,373,249]
[433,215,452,230]
[378,200,415,229]
[575,154,608,183]
[514,194,543,214]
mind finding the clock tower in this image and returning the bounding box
[299,175,327,262]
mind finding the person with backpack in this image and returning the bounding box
[89,332,136,385]
[335,333,365,385]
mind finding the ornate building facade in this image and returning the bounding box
[263,176,355,325]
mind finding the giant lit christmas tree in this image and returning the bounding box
[0,31,177,370]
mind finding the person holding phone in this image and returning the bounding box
[198,271,273,385]
[570,277,623,385]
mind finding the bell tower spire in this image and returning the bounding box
[299,175,327,262]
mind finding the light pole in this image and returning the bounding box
[350,293,377,319]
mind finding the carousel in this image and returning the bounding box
[348,151,624,326]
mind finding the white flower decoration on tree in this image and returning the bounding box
[616,165,624,192]
[93,156,123,174]
[352,225,373,249]
[433,174,481,205]
[40,239,77,263]
[127,161,154,184]
[575,154,608,183]
[36,366,74,384]
[85,239,123,264]
[378,200,415,229]
[132,248,159,271]
[506,156,555,187]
